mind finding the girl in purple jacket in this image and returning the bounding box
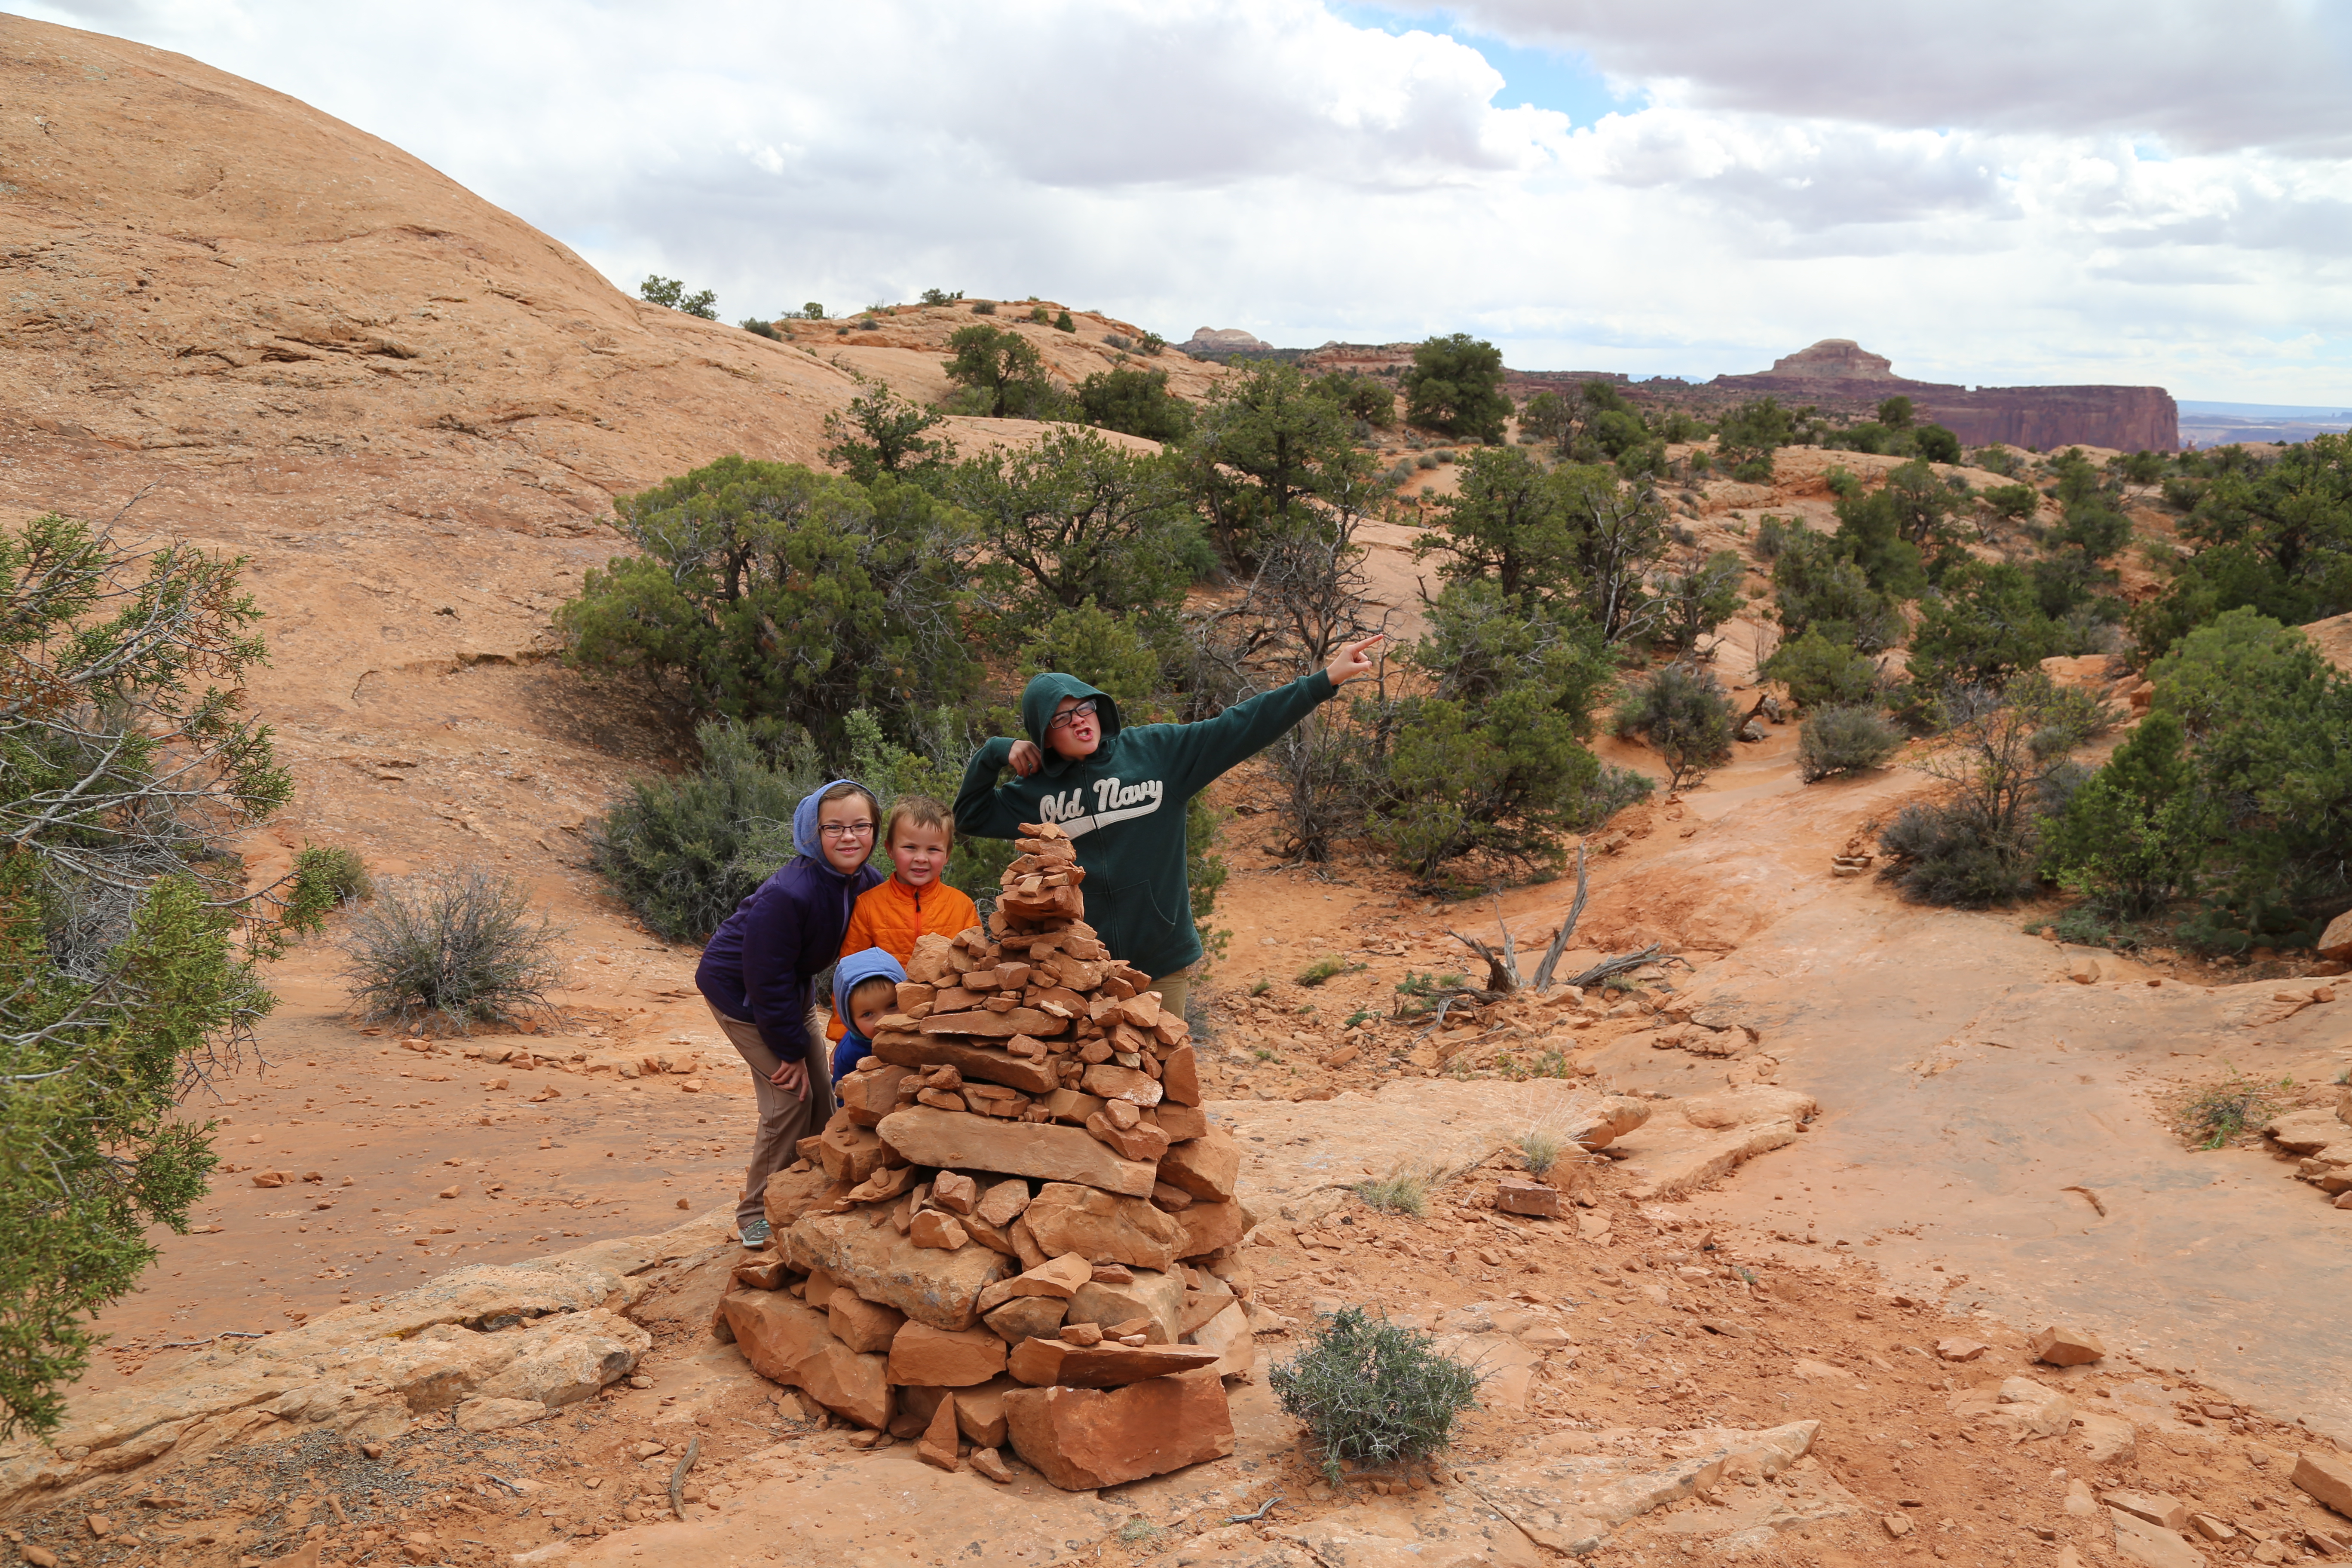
[696,779,884,1247]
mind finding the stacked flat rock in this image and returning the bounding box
[716,822,1253,1492]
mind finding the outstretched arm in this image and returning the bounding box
[1161,636,1386,799]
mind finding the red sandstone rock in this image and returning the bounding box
[1022,1182,1182,1271]
[827,1293,906,1354]
[889,1320,1010,1387]
[1006,1336,1221,1387]
[917,1393,961,1471]
[1002,1369,1236,1489]
[1156,1127,1240,1202]
[1173,1199,1253,1260]
[2028,1326,2106,1366]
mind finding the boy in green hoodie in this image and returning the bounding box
[955,635,1383,1019]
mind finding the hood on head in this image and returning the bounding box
[792,778,875,861]
[1018,672,1121,769]
[833,946,909,1018]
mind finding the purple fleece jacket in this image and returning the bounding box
[695,781,883,1072]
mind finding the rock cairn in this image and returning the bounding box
[716,822,1253,1491]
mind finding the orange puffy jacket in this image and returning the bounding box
[828,875,981,1039]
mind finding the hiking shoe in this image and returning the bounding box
[737,1218,772,1249]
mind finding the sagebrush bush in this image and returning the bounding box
[1272,1306,1482,1482]
[340,870,566,1032]
[1797,705,1904,782]
[591,722,823,943]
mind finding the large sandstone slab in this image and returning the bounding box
[917,1007,1068,1039]
[786,1208,1014,1331]
[1003,1369,1235,1489]
[1008,1337,1221,1387]
[876,1108,1158,1197]
[1023,1182,1182,1271]
[871,1036,1058,1095]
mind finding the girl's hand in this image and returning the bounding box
[1007,739,1043,777]
[768,1057,808,1097]
[1325,633,1386,686]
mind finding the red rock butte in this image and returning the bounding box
[1713,339,2179,451]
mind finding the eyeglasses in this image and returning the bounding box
[1046,699,1099,732]
[816,821,876,840]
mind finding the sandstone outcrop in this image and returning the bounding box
[0,1215,723,1514]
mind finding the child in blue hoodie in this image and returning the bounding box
[696,778,884,1249]
[827,947,907,1087]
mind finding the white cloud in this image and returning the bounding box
[16,0,2352,399]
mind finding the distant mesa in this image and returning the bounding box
[1179,326,1275,357]
[1714,340,2179,452]
[1760,339,1897,381]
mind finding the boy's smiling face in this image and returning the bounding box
[890,821,950,890]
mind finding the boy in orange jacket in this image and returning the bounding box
[827,796,979,1067]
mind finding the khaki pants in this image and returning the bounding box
[710,1002,833,1234]
[1149,965,1194,1026]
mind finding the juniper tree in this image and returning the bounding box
[0,511,335,1436]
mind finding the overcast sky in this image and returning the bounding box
[21,0,2352,401]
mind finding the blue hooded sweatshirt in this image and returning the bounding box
[695,780,885,1078]
[826,946,908,1085]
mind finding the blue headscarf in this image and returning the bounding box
[792,778,875,862]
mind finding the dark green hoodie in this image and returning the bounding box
[955,670,1338,978]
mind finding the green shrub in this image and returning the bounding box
[969,300,996,315]
[590,722,821,943]
[1878,799,2036,906]
[945,429,1208,637]
[1075,366,1193,443]
[800,302,825,320]
[919,288,962,306]
[339,869,566,1033]
[1053,309,1076,333]
[1614,663,1736,790]
[1374,587,1646,883]
[943,324,1058,418]
[740,317,781,340]
[556,457,978,751]
[1272,1306,1482,1482]
[1763,627,1881,710]
[294,844,373,905]
[640,276,717,318]
[1797,705,1903,782]
[1877,676,2098,906]
[1519,1130,1565,1174]
[1401,334,1510,444]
